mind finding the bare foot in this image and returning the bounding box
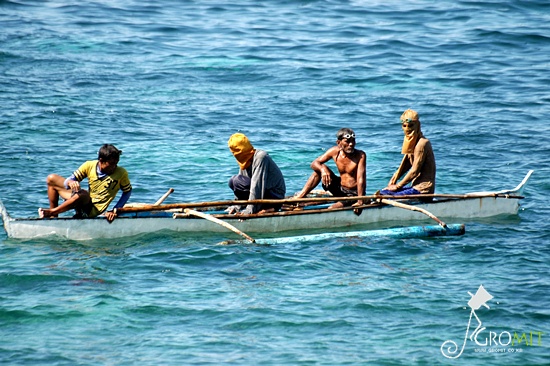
[38,208,57,218]
[329,202,344,209]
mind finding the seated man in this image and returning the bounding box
[38,144,132,223]
[227,133,286,215]
[295,128,366,215]
[380,109,436,197]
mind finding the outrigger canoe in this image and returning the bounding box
[0,171,532,241]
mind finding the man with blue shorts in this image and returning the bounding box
[380,109,436,197]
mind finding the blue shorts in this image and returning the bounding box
[379,186,421,196]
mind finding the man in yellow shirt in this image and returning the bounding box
[38,144,132,223]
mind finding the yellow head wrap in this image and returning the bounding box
[228,133,256,170]
[400,109,423,154]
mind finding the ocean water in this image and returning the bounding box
[1,0,549,364]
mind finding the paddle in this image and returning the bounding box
[183,208,256,243]
[116,192,523,214]
[118,188,175,212]
[154,188,175,205]
[378,198,447,228]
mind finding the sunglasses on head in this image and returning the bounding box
[338,133,355,140]
[401,118,417,125]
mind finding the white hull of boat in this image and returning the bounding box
[0,171,532,241]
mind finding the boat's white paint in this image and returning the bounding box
[0,171,533,241]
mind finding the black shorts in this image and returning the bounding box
[71,189,95,218]
[321,172,358,206]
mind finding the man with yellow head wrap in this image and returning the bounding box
[380,109,436,196]
[227,133,286,215]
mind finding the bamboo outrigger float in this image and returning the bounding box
[0,171,533,241]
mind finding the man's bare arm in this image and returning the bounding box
[311,146,339,186]
[356,151,367,197]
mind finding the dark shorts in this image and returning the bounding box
[71,189,98,218]
[322,173,358,207]
[228,175,283,211]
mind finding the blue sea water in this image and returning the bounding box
[1,0,549,364]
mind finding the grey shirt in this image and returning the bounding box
[238,149,286,214]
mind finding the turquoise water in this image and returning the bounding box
[1,0,549,364]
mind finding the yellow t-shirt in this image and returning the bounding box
[73,160,132,217]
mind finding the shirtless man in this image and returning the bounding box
[295,128,366,215]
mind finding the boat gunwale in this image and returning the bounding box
[0,170,534,241]
[1,169,532,223]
